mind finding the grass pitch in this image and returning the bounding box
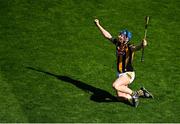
[0,0,179,122]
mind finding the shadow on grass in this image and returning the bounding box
[26,67,131,105]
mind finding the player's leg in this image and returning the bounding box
[112,74,133,95]
[116,88,132,99]
[115,88,139,107]
[116,91,132,104]
[112,75,139,107]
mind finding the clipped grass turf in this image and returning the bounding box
[0,0,179,122]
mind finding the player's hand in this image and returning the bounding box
[94,19,99,25]
[142,39,147,47]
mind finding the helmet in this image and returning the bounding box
[119,29,132,41]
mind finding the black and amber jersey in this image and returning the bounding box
[111,38,134,73]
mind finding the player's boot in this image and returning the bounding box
[140,87,154,98]
[130,91,139,107]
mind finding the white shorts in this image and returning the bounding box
[117,71,135,84]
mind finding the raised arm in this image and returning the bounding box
[94,19,112,41]
[130,39,147,51]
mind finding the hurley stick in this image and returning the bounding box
[141,16,150,62]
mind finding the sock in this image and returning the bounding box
[127,98,133,105]
[131,91,136,96]
[137,90,144,96]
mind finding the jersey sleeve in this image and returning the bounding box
[129,43,141,51]
[110,37,118,45]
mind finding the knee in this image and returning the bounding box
[112,82,121,90]
[112,82,116,89]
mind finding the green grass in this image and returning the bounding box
[0,0,179,122]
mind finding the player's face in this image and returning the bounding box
[118,34,127,43]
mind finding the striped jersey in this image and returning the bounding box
[111,38,134,73]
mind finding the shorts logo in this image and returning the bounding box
[126,73,132,79]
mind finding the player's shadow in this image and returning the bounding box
[26,67,130,105]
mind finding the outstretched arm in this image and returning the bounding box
[94,19,112,41]
[130,39,147,51]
